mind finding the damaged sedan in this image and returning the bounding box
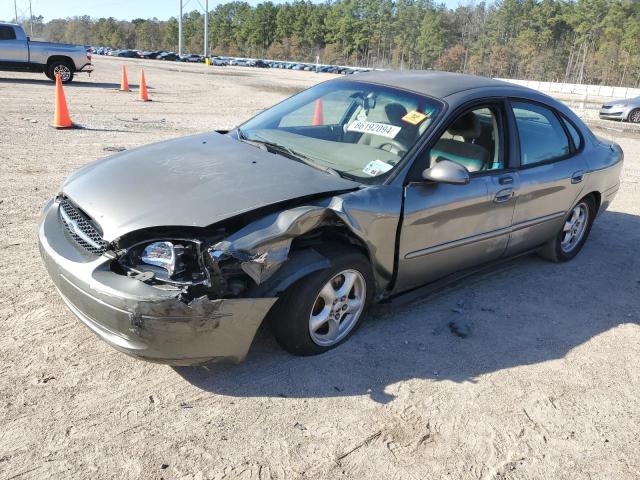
[39,71,623,365]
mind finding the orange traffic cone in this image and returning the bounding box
[120,64,130,91]
[52,73,76,129]
[312,98,324,126]
[139,69,150,102]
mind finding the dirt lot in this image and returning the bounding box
[0,56,638,480]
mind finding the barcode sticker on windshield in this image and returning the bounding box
[363,160,393,177]
[347,120,401,139]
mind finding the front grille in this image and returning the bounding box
[58,199,109,255]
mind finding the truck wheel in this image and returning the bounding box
[48,61,74,83]
[270,248,374,356]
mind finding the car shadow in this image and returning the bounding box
[0,77,139,89]
[174,210,639,403]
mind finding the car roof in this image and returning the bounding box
[341,70,529,99]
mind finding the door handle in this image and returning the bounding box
[498,176,513,185]
[571,170,585,184]
[494,188,513,203]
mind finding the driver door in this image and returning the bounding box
[394,103,518,292]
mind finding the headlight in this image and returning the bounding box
[612,103,628,109]
[141,241,177,276]
[121,239,208,285]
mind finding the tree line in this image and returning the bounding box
[17,0,640,87]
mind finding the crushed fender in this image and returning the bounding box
[208,198,354,284]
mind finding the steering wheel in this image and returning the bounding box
[377,140,407,156]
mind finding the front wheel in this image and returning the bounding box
[48,61,74,83]
[538,195,596,262]
[629,109,640,124]
[270,249,374,356]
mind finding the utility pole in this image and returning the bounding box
[13,0,18,23]
[29,0,33,36]
[204,0,208,58]
[178,0,183,56]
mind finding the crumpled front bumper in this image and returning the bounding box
[38,199,277,365]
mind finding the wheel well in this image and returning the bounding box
[291,225,372,264]
[47,56,75,70]
[586,191,601,213]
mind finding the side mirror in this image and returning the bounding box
[422,158,470,185]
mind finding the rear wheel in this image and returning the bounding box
[270,249,373,356]
[538,195,596,262]
[48,61,74,83]
[629,109,640,124]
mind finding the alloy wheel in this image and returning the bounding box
[308,269,366,347]
[561,202,589,253]
[630,110,640,124]
[54,64,71,82]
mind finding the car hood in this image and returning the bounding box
[61,132,359,242]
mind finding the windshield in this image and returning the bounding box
[236,80,441,183]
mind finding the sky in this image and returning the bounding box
[2,0,464,22]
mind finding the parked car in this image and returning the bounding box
[180,54,204,63]
[599,96,640,123]
[210,56,228,66]
[254,59,269,68]
[157,52,179,61]
[115,49,140,58]
[0,22,92,83]
[39,71,623,365]
[139,50,162,59]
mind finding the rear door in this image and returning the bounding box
[394,101,519,292]
[0,25,28,64]
[504,100,588,255]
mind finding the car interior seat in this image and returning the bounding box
[431,112,490,172]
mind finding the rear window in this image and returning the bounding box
[0,26,16,41]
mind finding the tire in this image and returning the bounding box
[629,109,640,124]
[48,61,74,83]
[270,248,374,356]
[538,195,596,262]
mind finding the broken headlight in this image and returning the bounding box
[121,240,208,285]
[141,241,177,275]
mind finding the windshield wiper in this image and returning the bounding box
[237,132,342,177]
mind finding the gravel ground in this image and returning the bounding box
[0,56,638,480]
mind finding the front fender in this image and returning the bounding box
[248,248,331,297]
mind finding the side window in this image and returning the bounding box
[0,26,16,41]
[561,116,583,150]
[430,107,503,173]
[511,102,570,166]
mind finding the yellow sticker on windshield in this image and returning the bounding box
[402,110,428,125]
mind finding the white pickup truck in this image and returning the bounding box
[0,23,92,83]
